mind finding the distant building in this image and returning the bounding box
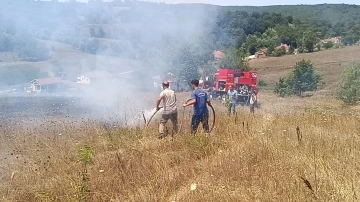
[248,55,256,60]
[321,37,341,44]
[276,43,291,54]
[77,70,113,85]
[214,50,224,60]
[255,48,268,58]
[28,77,71,93]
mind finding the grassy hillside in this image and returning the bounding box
[250,45,360,95]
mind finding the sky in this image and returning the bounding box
[142,0,360,6]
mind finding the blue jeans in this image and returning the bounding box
[228,102,236,115]
[191,113,209,134]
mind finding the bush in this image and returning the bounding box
[338,64,360,105]
[323,41,334,49]
[274,60,323,97]
[273,46,286,57]
[274,77,293,97]
[258,80,268,87]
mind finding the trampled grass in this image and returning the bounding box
[1,95,359,202]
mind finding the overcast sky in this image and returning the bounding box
[142,0,359,6]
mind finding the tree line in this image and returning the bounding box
[1,0,360,82]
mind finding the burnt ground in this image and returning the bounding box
[0,96,94,120]
[0,93,159,128]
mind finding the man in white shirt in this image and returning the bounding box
[156,81,178,139]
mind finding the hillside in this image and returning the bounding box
[225,4,360,25]
[250,45,360,95]
[1,1,360,88]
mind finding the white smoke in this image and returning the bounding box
[127,108,164,127]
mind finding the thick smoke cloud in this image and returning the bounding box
[0,0,217,125]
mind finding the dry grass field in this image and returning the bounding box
[1,45,360,201]
[1,90,360,202]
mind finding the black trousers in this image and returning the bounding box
[191,113,209,134]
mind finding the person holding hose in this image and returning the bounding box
[183,79,212,134]
[156,81,178,139]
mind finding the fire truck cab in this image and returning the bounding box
[202,69,258,105]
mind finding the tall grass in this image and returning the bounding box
[0,106,359,202]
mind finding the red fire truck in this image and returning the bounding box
[202,69,258,105]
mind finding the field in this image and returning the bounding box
[1,45,360,201]
[252,44,360,95]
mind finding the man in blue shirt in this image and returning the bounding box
[227,85,238,116]
[183,79,212,134]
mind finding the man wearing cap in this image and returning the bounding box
[227,85,238,116]
[156,81,178,139]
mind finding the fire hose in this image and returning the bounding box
[144,99,216,134]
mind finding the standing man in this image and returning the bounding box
[156,81,178,139]
[227,85,238,116]
[249,85,258,114]
[183,79,212,134]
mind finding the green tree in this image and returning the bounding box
[244,35,260,55]
[291,60,322,95]
[274,60,322,96]
[274,77,293,97]
[338,64,360,105]
[300,30,318,53]
[218,48,249,71]
[323,41,334,49]
[172,45,199,84]
[260,28,280,48]
[273,46,286,57]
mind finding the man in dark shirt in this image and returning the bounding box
[183,79,212,134]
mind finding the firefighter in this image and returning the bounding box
[249,85,259,114]
[183,79,212,134]
[156,81,178,139]
[227,85,238,116]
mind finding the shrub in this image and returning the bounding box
[273,46,286,57]
[274,77,293,97]
[338,63,360,105]
[274,60,322,96]
[258,80,268,87]
[323,41,334,49]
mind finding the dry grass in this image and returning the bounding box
[251,45,360,95]
[1,92,359,202]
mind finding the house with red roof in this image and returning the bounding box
[29,77,72,93]
[214,50,224,60]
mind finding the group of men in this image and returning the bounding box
[156,79,211,139]
[227,84,258,115]
[155,80,258,139]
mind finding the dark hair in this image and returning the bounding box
[162,81,169,87]
[191,79,199,87]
